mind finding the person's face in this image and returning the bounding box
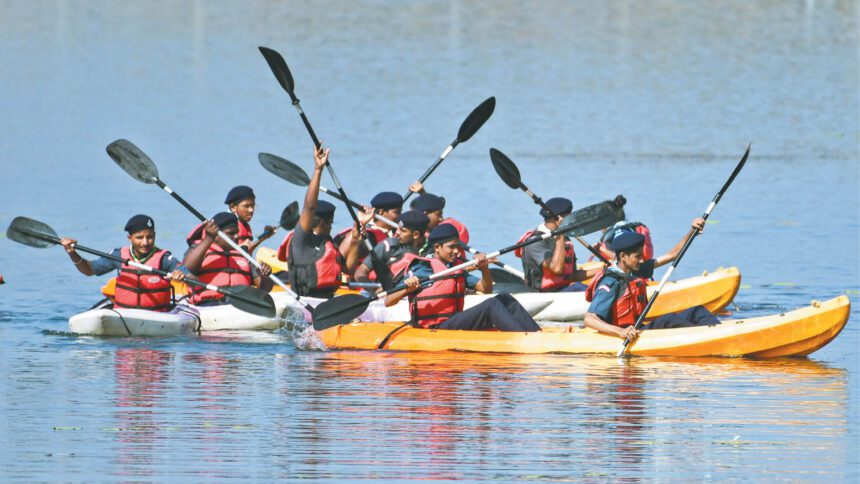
[315,217,334,236]
[425,209,443,229]
[231,198,255,223]
[128,229,155,257]
[434,239,461,264]
[215,225,240,249]
[618,247,645,272]
[377,207,402,223]
[397,226,419,245]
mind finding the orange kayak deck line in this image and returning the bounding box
[315,296,850,358]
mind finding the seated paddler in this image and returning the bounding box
[515,196,602,292]
[354,209,430,286]
[60,214,186,311]
[182,212,273,305]
[584,218,719,340]
[384,223,541,332]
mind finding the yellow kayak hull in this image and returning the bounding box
[315,296,850,358]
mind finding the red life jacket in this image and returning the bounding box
[514,229,576,291]
[114,246,173,311]
[440,217,470,245]
[280,231,343,295]
[188,245,253,304]
[236,219,253,245]
[333,226,387,248]
[585,269,648,327]
[408,257,466,328]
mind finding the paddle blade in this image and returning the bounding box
[6,216,60,248]
[258,152,311,186]
[561,200,628,237]
[224,285,277,318]
[279,201,300,230]
[258,46,295,94]
[489,148,523,189]
[106,139,159,184]
[312,294,371,331]
[489,267,525,285]
[457,97,496,143]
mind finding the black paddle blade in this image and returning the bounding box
[561,200,628,237]
[258,46,295,94]
[258,152,311,187]
[457,96,496,143]
[106,139,159,184]
[224,285,277,318]
[279,201,300,230]
[312,294,371,331]
[717,143,751,199]
[489,148,523,189]
[6,216,60,248]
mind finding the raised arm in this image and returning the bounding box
[299,146,329,233]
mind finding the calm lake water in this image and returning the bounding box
[1,0,858,481]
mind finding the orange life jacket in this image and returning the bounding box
[514,229,576,291]
[187,245,253,304]
[585,269,648,327]
[114,247,174,311]
[408,257,466,328]
[280,231,343,295]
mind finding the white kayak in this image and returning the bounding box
[272,266,740,323]
[69,305,201,336]
[69,299,300,336]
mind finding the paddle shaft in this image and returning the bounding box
[18,227,261,306]
[618,145,751,356]
[401,138,458,203]
[152,178,314,312]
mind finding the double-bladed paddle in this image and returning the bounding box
[105,138,315,315]
[259,152,529,282]
[402,96,496,203]
[247,201,300,253]
[311,200,619,330]
[258,45,393,290]
[618,144,751,356]
[489,147,622,265]
[6,216,277,318]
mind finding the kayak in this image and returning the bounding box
[69,305,201,336]
[274,266,741,323]
[314,296,850,357]
[69,300,297,336]
[256,246,288,274]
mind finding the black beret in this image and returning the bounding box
[609,231,645,252]
[411,193,446,212]
[224,185,255,205]
[315,200,336,218]
[540,197,573,218]
[370,191,404,210]
[399,210,430,232]
[428,223,460,245]
[212,211,240,230]
[124,214,155,234]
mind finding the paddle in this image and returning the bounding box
[402,96,496,203]
[618,144,751,356]
[258,46,392,290]
[6,216,277,318]
[259,151,528,280]
[105,138,315,314]
[247,201,300,253]
[311,200,616,330]
[490,147,620,264]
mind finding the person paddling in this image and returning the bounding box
[60,214,186,311]
[408,182,470,246]
[583,219,719,340]
[384,223,540,332]
[515,197,602,292]
[353,210,431,285]
[276,146,369,297]
[333,191,402,273]
[182,212,273,305]
[185,185,273,252]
